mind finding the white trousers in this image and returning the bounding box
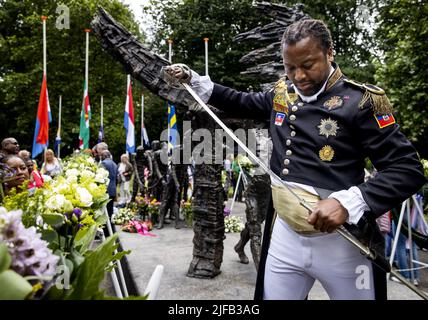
[119,181,131,204]
[264,217,375,300]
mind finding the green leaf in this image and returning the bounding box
[69,250,85,272]
[73,224,97,254]
[41,229,58,244]
[65,233,129,300]
[95,212,108,227]
[0,270,33,300]
[42,213,65,227]
[0,244,11,272]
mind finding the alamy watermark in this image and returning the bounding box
[355,264,371,290]
[55,4,70,30]
[157,121,271,170]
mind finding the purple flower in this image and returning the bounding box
[223,208,231,217]
[0,208,60,278]
[72,208,82,219]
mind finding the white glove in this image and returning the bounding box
[162,63,214,104]
[162,63,193,87]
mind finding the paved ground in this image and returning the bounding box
[116,200,428,300]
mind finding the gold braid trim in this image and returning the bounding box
[325,66,343,91]
[344,79,393,115]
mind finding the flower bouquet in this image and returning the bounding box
[111,207,135,225]
[224,215,244,233]
[121,219,155,237]
[147,198,161,224]
[0,154,142,300]
[180,200,193,228]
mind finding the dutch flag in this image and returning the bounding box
[124,75,135,153]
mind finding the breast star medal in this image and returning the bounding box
[318,118,339,138]
[323,96,343,110]
[319,145,335,161]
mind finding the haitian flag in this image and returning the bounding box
[124,76,135,153]
[32,74,52,159]
[374,113,395,128]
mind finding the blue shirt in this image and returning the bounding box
[101,158,118,197]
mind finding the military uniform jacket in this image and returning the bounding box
[208,65,425,218]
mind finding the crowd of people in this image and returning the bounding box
[0,137,63,200]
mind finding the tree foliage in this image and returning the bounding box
[278,0,377,82]
[0,0,162,161]
[146,0,271,90]
[374,0,428,155]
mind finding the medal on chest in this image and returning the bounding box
[318,118,339,138]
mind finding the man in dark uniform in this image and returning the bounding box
[164,19,425,299]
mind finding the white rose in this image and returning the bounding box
[75,187,93,207]
[80,169,95,179]
[87,157,95,164]
[45,194,66,211]
[65,169,79,177]
[94,173,106,184]
[66,175,78,184]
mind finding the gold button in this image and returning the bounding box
[290,115,296,121]
[291,131,296,137]
[292,106,298,112]
[290,125,295,129]
[286,150,292,156]
[298,102,304,107]
[284,159,290,165]
[282,168,289,175]
[286,139,291,146]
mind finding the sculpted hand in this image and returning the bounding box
[307,198,348,233]
[163,63,192,85]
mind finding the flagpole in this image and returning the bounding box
[101,94,103,135]
[126,74,130,156]
[79,28,91,150]
[141,94,144,147]
[42,16,48,162]
[167,38,173,63]
[58,95,62,158]
[42,16,47,75]
[42,15,47,158]
[203,37,209,76]
[167,39,172,156]
[85,29,90,91]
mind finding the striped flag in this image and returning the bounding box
[141,94,149,148]
[32,74,52,159]
[141,121,149,148]
[168,102,177,155]
[124,75,135,153]
[54,127,61,157]
[98,124,104,143]
[79,80,91,149]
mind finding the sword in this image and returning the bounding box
[180,81,428,300]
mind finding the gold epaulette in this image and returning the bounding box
[273,77,288,93]
[273,77,297,103]
[343,79,393,115]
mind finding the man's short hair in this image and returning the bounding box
[282,19,333,54]
[100,150,111,160]
[97,142,108,150]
